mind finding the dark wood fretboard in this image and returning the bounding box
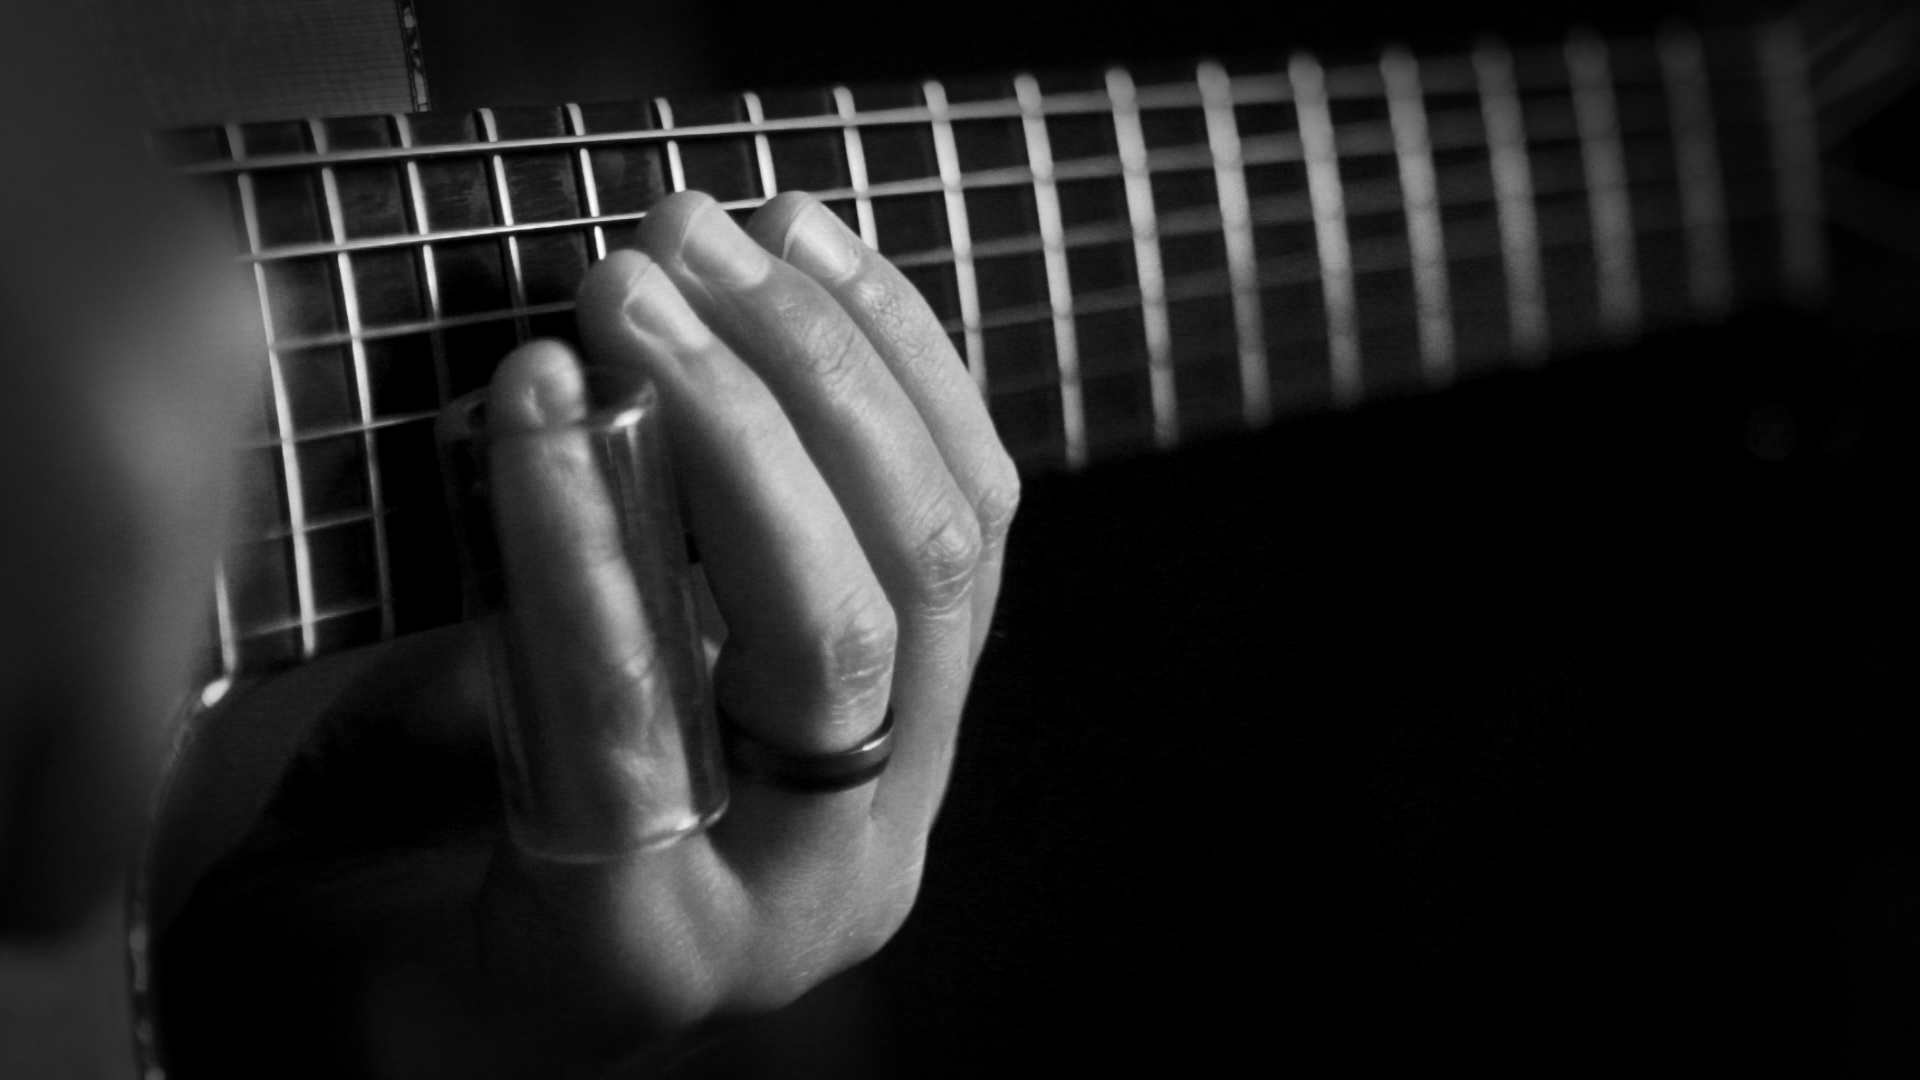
[159,20,1824,676]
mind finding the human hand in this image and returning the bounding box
[159,190,1019,1079]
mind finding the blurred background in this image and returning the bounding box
[108,0,1920,1075]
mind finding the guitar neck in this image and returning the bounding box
[162,19,1826,675]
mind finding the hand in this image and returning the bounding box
[157,191,1019,1079]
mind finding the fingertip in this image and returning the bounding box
[489,340,588,434]
[745,191,821,253]
[634,190,721,265]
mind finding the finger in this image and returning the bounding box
[749,192,1021,665]
[633,192,980,833]
[484,340,702,852]
[576,248,897,879]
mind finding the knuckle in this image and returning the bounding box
[776,297,872,389]
[969,455,1023,543]
[910,496,983,612]
[816,591,899,701]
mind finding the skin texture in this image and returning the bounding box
[157,191,1020,1079]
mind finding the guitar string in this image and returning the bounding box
[236,180,1772,469]
[222,100,1710,267]
[254,148,1780,362]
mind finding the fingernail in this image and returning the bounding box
[678,201,772,288]
[782,201,864,283]
[620,253,714,352]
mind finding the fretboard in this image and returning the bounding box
[160,20,1825,676]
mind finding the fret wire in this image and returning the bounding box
[477,108,533,341]
[740,92,780,197]
[310,119,398,640]
[1198,60,1270,426]
[923,80,989,395]
[1656,22,1733,318]
[653,99,689,193]
[1107,67,1178,448]
[1015,74,1088,468]
[1381,45,1457,387]
[832,87,881,247]
[1473,38,1550,360]
[222,104,1722,267]
[1567,29,1642,338]
[211,552,238,674]
[1291,52,1363,408]
[393,115,457,406]
[229,123,320,660]
[1757,18,1826,304]
[565,103,609,259]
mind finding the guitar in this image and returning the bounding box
[152,16,1860,686]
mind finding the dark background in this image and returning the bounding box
[406,0,1920,1074]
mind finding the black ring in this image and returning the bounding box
[718,705,895,793]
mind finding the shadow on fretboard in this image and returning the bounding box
[157,20,1823,675]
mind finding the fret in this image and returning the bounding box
[564,104,609,259]
[228,123,320,662]
[833,87,882,247]
[1105,68,1178,448]
[740,91,780,197]
[393,115,457,404]
[1014,74,1088,468]
[923,81,989,394]
[1197,61,1271,426]
[1472,38,1549,360]
[1381,45,1456,385]
[1566,30,1642,337]
[1656,23,1733,318]
[308,119,398,641]
[476,109,534,342]
[653,98,689,192]
[1290,52,1362,407]
[1757,19,1825,304]
[211,551,238,677]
